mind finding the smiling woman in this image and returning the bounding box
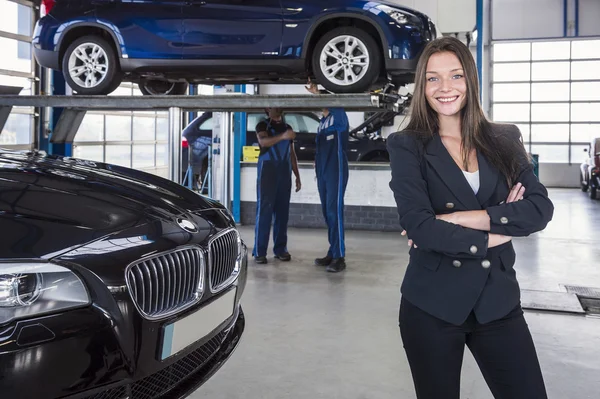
[387,36,554,399]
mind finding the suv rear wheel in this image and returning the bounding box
[312,27,381,93]
[62,35,122,95]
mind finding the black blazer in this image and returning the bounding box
[387,123,554,325]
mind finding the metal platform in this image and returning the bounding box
[0,88,407,185]
[0,93,392,112]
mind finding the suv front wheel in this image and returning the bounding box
[61,35,122,95]
[312,27,381,94]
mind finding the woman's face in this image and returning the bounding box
[424,51,468,118]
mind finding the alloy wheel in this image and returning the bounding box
[319,35,370,87]
[68,43,109,89]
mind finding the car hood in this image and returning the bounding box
[0,150,229,259]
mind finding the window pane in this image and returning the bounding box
[493,63,530,82]
[493,43,530,62]
[493,83,530,102]
[531,62,570,81]
[73,145,104,163]
[571,144,589,163]
[531,103,570,122]
[133,116,156,141]
[0,75,33,95]
[133,144,155,168]
[515,124,530,142]
[0,37,32,73]
[572,40,600,60]
[531,82,570,101]
[571,124,600,143]
[0,113,31,145]
[571,103,600,122]
[572,61,600,80]
[529,145,568,163]
[76,114,104,142]
[493,104,530,122]
[530,124,569,142]
[0,2,32,36]
[571,82,600,101]
[105,115,132,141]
[156,116,168,141]
[156,143,168,167]
[105,145,131,167]
[532,41,570,60]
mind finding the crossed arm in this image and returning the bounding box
[388,130,554,257]
[403,183,524,249]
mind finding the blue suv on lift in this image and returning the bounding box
[33,0,437,95]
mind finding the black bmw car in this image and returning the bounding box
[0,149,247,399]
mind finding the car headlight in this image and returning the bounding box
[375,5,422,26]
[0,262,90,325]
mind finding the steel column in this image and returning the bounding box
[168,107,182,184]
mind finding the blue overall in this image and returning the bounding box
[253,119,293,258]
[315,108,349,259]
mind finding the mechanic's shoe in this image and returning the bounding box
[254,256,268,264]
[315,255,333,266]
[326,258,346,273]
[274,253,292,261]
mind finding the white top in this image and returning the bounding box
[462,170,480,194]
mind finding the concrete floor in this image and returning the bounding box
[193,188,600,399]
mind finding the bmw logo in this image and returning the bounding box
[177,218,198,233]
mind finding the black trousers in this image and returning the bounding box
[399,297,548,399]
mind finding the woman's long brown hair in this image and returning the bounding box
[404,36,528,186]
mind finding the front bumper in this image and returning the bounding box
[0,302,245,399]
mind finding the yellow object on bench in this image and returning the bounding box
[243,146,260,162]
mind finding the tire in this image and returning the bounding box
[61,35,122,95]
[139,80,189,95]
[312,27,381,94]
[590,186,597,200]
[581,171,589,192]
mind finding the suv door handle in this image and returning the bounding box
[186,1,206,5]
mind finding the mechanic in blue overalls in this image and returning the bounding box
[253,108,302,264]
[306,80,349,273]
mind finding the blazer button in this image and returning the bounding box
[500,217,508,224]
[446,202,455,209]
[481,260,491,268]
[470,245,478,254]
[453,260,462,267]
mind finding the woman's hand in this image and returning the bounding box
[488,233,512,247]
[506,182,525,203]
[401,229,417,248]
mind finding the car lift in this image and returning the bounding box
[0,86,410,220]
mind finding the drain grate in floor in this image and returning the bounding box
[521,289,585,314]
[562,285,600,299]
